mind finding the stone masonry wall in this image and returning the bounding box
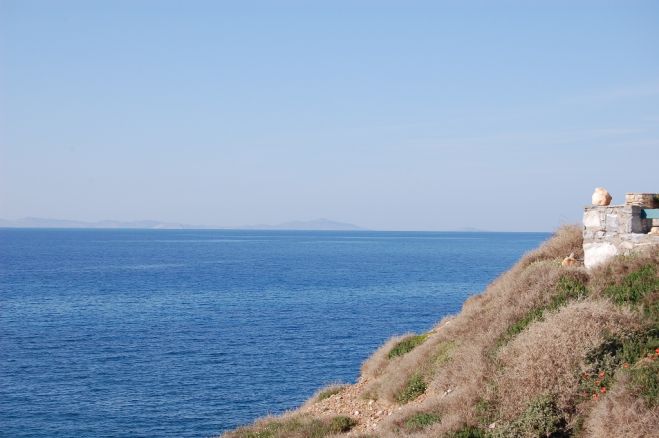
[583,193,659,269]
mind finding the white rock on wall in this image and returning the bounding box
[583,242,619,269]
[592,188,612,206]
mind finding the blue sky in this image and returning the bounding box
[1,1,658,231]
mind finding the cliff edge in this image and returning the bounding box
[224,225,658,437]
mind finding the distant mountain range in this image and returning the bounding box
[240,218,364,231]
[0,217,365,231]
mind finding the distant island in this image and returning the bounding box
[240,218,364,231]
[0,217,365,231]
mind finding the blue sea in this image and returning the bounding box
[0,229,549,437]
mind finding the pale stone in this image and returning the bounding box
[584,242,619,269]
[592,187,612,206]
[605,214,619,232]
[583,210,602,229]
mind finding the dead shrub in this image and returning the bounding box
[519,225,583,268]
[363,334,457,403]
[302,383,349,408]
[360,334,412,381]
[495,301,640,421]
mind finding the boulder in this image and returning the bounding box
[561,252,577,267]
[592,187,612,206]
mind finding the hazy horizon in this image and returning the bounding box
[1,1,658,231]
[0,215,550,232]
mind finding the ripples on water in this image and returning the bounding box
[0,229,549,437]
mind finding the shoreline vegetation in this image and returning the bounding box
[223,225,659,437]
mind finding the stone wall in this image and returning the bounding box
[583,192,659,269]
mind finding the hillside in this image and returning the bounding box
[223,226,659,437]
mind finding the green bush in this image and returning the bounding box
[605,264,658,306]
[475,398,496,425]
[580,328,659,401]
[328,416,358,433]
[552,275,587,308]
[403,412,440,431]
[388,334,428,359]
[584,328,658,371]
[396,373,426,403]
[629,359,659,407]
[447,425,488,437]
[492,395,566,438]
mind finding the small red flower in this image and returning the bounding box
[598,371,605,378]
[655,348,659,354]
[623,363,629,368]
[600,387,607,394]
[592,394,599,400]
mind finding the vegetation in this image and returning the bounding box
[604,264,659,318]
[496,274,587,349]
[492,395,566,438]
[402,412,441,432]
[314,384,347,402]
[388,334,429,358]
[629,357,659,406]
[447,426,488,438]
[396,373,427,403]
[225,414,357,438]
[225,226,659,437]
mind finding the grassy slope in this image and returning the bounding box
[223,226,659,438]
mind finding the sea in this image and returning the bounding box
[0,229,550,437]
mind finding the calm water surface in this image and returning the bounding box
[0,229,549,437]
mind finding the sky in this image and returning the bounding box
[1,1,658,231]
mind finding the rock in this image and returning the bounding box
[592,187,612,206]
[584,242,619,269]
[561,252,577,267]
[489,422,497,429]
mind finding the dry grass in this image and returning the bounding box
[302,384,349,408]
[223,225,659,437]
[357,226,589,435]
[223,413,357,438]
[518,224,583,268]
[495,300,640,421]
[361,332,456,403]
[360,334,412,381]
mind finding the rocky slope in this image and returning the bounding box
[223,226,658,437]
